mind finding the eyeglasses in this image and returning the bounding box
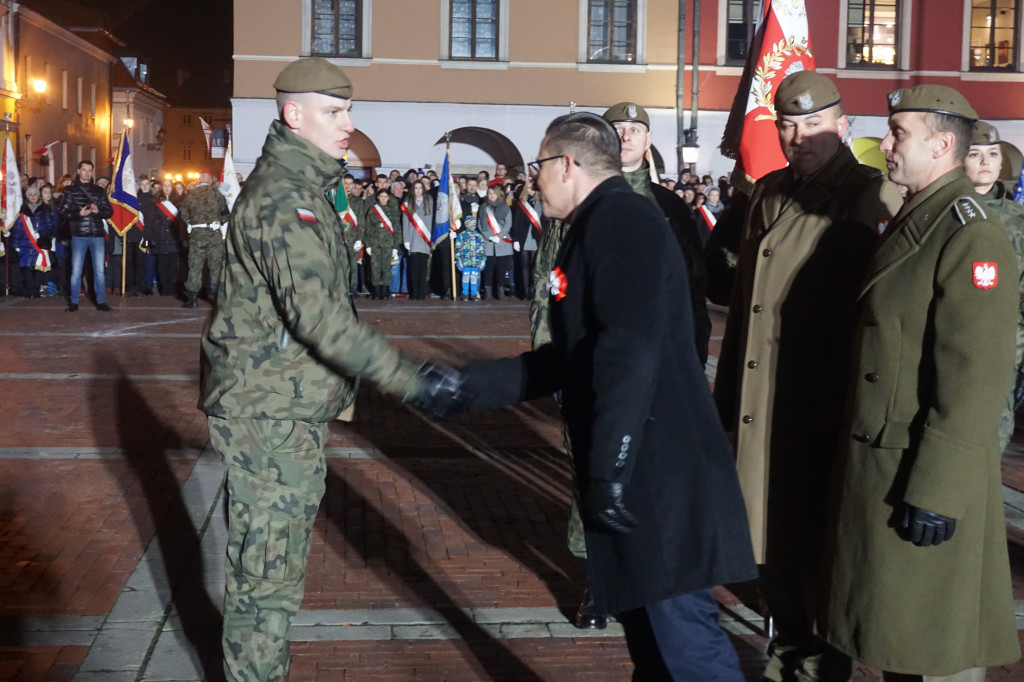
[528,154,580,176]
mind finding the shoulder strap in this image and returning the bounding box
[952,195,988,224]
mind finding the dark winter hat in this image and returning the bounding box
[273,57,353,99]
[602,102,650,129]
[886,84,978,121]
[775,71,841,116]
[972,121,1000,145]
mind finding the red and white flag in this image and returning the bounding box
[219,142,242,211]
[2,136,21,234]
[199,117,212,154]
[720,0,815,186]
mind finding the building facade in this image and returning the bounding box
[161,106,231,180]
[112,56,168,182]
[232,0,1024,180]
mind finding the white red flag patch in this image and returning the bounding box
[297,208,317,224]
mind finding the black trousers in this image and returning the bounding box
[155,253,179,295]
[407,252,429,299]
[513,248,537,299]
[482,254,512,299]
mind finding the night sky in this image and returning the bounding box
[45,0,233,107]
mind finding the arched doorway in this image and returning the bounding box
[433,127,524,176]
[346,130,382,178]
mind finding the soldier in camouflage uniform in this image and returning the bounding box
[200,58,469,682]
[338,174,365,292]
[364,188,402,299]
[180,168,231,308]
[963,121,1024,451]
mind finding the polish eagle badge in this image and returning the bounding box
[973,261,997,289]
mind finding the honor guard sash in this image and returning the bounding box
[698,205,717,229]
[371,204,395,234]
[21,215,51,272]
[157,200,179,221]
[519,199,542,233]
[485,206,513,242]
[401,203,431,246]
[341,207,358,230]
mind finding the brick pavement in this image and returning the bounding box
[0,294,1022,680]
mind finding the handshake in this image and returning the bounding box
[405,363,475,421]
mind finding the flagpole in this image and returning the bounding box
[3,128,8,297]
[446,133,456,301]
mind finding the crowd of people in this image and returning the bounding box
[0,151,739,309]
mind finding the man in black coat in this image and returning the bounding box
[460,113,757,680]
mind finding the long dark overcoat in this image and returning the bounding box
[465,176,757,615]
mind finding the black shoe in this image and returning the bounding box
[182,293,198,309]
[96,303,112,312]
[574,589,607,630]
[66,303,78,312]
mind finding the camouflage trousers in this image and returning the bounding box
[208,416,328,682]
[563,423,588,560]
[185,227,226,294]
[999,388,1016,452]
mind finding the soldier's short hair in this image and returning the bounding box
[924,112,975,163]
[543,112,621,179]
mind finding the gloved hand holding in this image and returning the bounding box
[353,240,362,251]
[365,246,372,256]
[584,480,638,534]
[404,241,411,250]
[513,241,521,252]
[406,363,475,421]
[489,235,500,244]
[899,504,957,547]
[449,230,458,239]
[392,248,398,260]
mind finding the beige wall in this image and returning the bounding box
[162,106,231,178]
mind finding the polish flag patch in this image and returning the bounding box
[549,267,568,301]
[296,208,317,223]
[973,261,998,289]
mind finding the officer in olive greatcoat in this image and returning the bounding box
[823,85,1020,682]
[714,71,902,682]
[962,121,1024,451]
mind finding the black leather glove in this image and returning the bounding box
[899,504,957,547]
[406,363,475,421]
[583,480,638,534]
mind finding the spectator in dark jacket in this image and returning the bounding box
[60,160,113,311]
[11,186,57,297]
[139,179,182,296]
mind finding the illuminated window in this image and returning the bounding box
[312,0,362,57]
[587,0,636,63]
[970,0,1019,70]
[450,0,499,60]
[726,0,758,66]
[846,0,899,68]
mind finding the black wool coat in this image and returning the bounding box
[464,176,757,614]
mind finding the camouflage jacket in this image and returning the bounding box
[180,183,230,226]
[979,182,1024,372]
[200,120,422,422]
[365,199,402,251]
[529,218,571,349]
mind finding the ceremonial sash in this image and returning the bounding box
[158,200,179,221]
[485,206,513,243]
[21,215,51,271]
[698,205,718,230]
[341,207,358,229]
[371,204,394,234]
[401,203,431,246]
[518,199,542,233]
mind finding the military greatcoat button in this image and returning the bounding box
[763,248,773,257]
[866,373,880,382]
[742,415,753,424]
[852,433,870,443]
[747,360,758,369]
[752,305,763,313]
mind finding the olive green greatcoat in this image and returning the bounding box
[714,146,902,564]
[823,169,1020,675]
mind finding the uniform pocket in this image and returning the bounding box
[226,498,311,583]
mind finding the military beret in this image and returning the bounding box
[886,84,978,121]
[972,120,1000,145]
[273,57,353,99]
[602,102,650,129]
[775,71,841,116]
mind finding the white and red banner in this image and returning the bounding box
[199,117,212,154]
[721,0,816,185]
[519,199,542,233]
[401,203,430,246]
[372,204,395,234]
[21,215,51,271]
[3,136,21,234]
[219,143,242,211]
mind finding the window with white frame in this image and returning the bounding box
[312,0,363,57]
[587,0,637,63]
[970,0,1019,69]
[846,0,900,67]
[725,0,758,66]
[450,0,499,60]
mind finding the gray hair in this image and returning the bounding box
[543,112,621,179]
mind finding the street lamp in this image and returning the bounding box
[31,79,46,94]
[681,128,700,168]
[123,117,134,129]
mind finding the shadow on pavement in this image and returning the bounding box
[95,359,225,681]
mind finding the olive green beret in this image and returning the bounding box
[886,84,978,121]
[602,102,650,129]
[775,71,840,116]
[972,120,1000,145]
[273,57,353,99]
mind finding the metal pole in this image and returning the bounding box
[676,0,686,173]
[690,0,700,162]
